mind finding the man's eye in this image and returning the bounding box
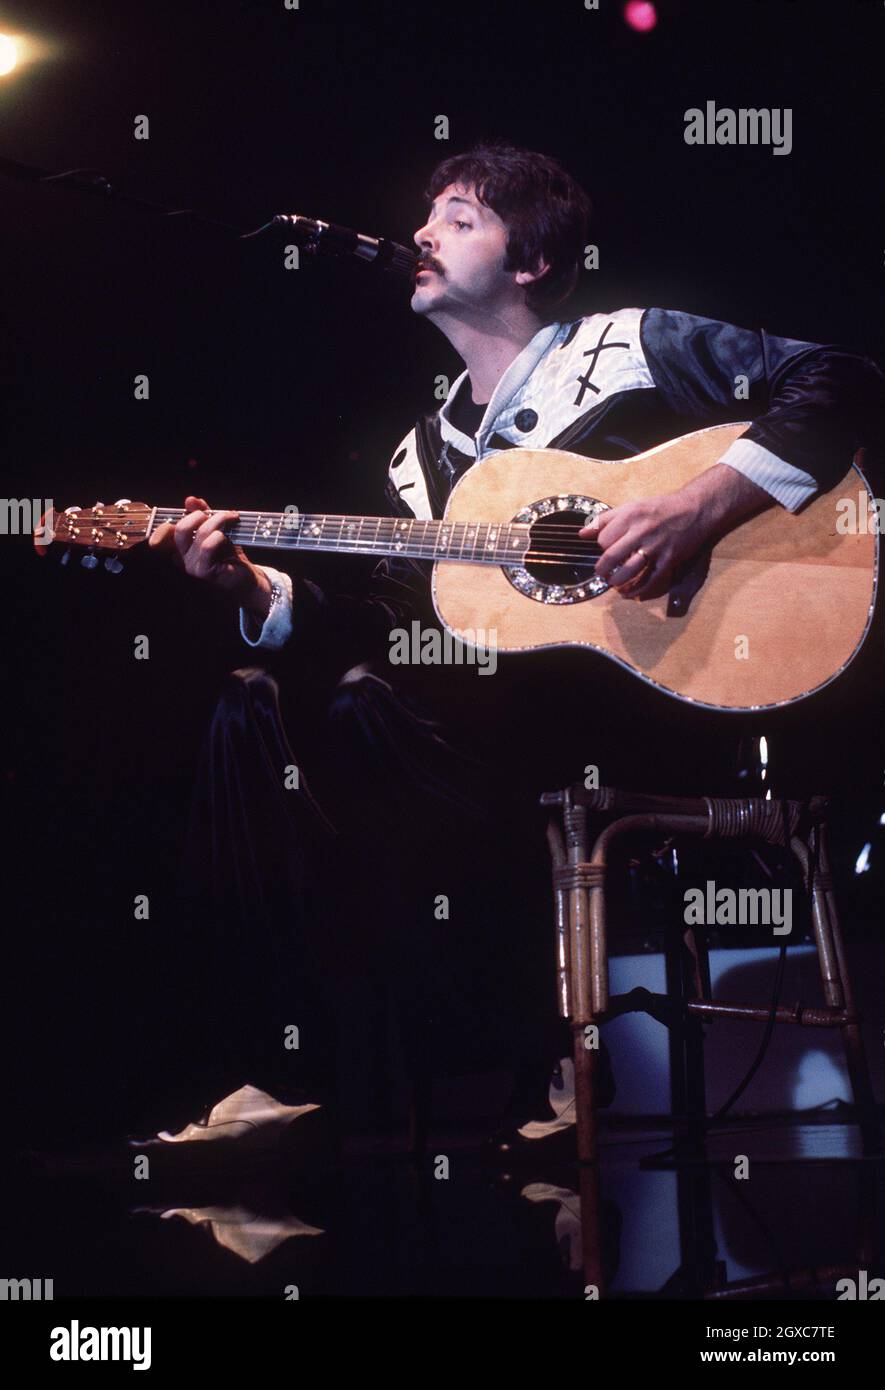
[453,220,471,230]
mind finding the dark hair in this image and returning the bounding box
[424,141,592,319]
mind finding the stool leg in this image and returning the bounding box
[799,832,845,1011]
[578,1159,607,1297]
[546,816,571,1021]
[561,796,608,1292]
[681,925,710,1157]
[572,1021,600,1164]
[572,1023,607,1296]
[817,826,882,1156]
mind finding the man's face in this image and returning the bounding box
[411,182,520,320]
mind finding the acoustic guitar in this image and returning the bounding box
[36,422,877,711]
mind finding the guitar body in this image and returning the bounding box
[432,423,878,711]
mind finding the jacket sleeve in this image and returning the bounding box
[238,431,432,674]
[640,308,885,511]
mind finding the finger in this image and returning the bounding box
[594,536,651,584]
[173,509,210,557]
[189,527,236,575]
[148,519,175,550]
[621,568,669,601]
[579,507,626,541]
[185,496,210,512]
[608,553,653,591]
[193,509,240,542]
[618,568,654,598]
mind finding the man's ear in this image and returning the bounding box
[515,255,551,289]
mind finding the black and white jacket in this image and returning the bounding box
[242,307,884,658]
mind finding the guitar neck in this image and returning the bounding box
[148,507,531,566]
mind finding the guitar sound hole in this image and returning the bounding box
[524,509,598,587]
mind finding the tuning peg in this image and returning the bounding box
[81,549,99,570]
[103,555,124,574]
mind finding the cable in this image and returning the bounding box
[640,799,812,1167]
[710,941,787,1121]
[709,799,799,1122]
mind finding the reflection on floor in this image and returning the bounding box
[8,1116,883,1299]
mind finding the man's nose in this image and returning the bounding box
[413,221,437,252]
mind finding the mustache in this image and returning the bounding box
[416,256,444,276]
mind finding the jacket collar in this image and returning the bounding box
[438,320,563,456]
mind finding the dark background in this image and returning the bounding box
[2,0,884,1140]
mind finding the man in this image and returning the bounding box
[147,142,883,1159]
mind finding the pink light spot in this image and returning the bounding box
[186,458,199,469]
[623,1,657,33]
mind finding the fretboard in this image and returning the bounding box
[148,509,532,565]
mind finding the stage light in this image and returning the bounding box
[623,2,658,33]
[0,34,18,75]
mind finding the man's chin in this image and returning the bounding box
[411,285,457,320]
[410,286,437,315]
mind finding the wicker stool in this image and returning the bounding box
[541,785,881,1291]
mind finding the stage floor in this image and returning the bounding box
[7,1115,883,1300]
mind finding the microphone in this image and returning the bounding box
[272,213,418,278]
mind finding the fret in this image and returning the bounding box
[506,523,528,561]
[419,518,432,557]
[280,507,302,548]
[339,516,359,550]
[372,516,383,553]
[355,516,366,552]
[301,514,326,547]
[391,517,412,554]
[254,513,278,543]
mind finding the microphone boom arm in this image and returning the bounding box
[271,213,417,277]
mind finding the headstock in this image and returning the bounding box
[34,500,153,570]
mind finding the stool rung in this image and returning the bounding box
[686,999,854,1027]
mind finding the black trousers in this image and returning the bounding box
[165,646,780,1122]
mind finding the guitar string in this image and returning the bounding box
[62,544,609,564]
[61,544,610,563]
[66,516,609,535]
[63,518,610,542]
[59,512,616,563]
[67,519,608,544]
[73,509,610,533]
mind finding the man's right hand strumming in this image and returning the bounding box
[148,495,273,623]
